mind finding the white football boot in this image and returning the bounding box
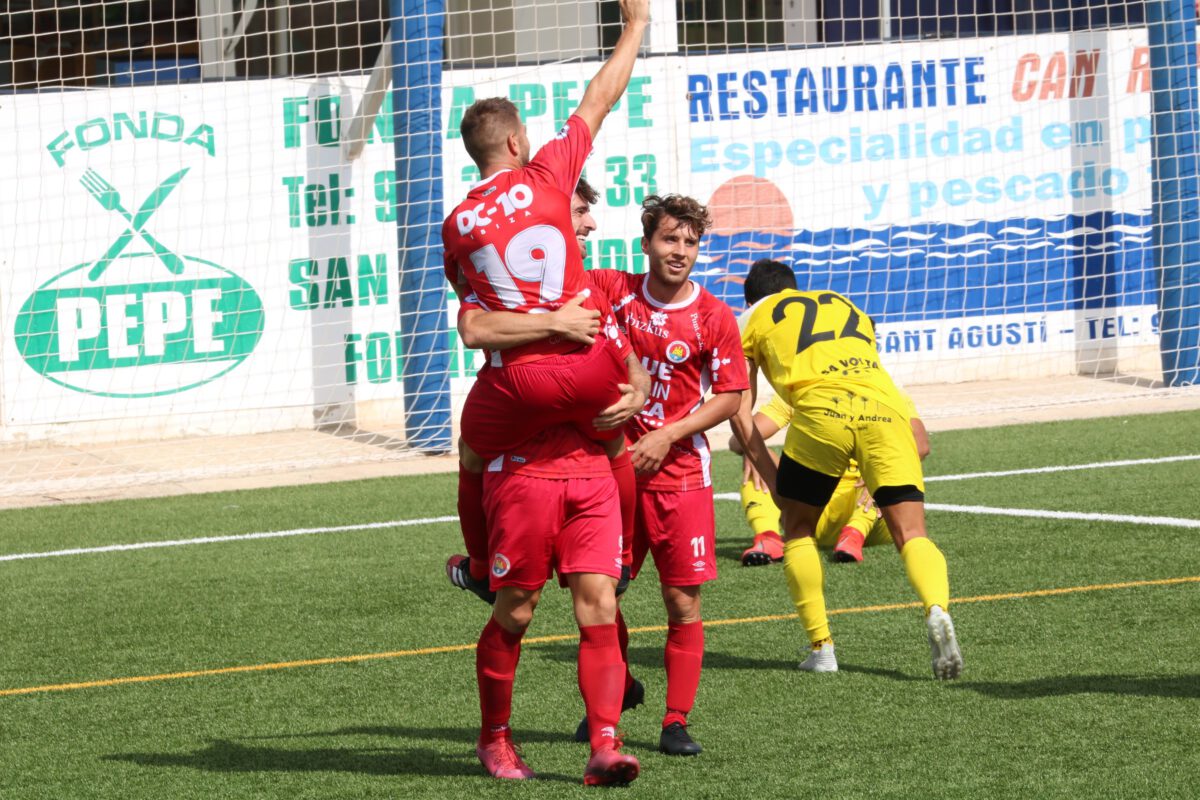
[798,641,838,673]
[926,605,963,679]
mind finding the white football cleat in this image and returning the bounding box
[798,642,838,672]
[926,605,963,680]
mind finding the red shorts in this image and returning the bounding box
[461,336,627,460]
[630,485,717,587]
[483,471,622,591]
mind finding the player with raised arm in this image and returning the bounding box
[729,259,963,679]
[446,0,652,784]
[446,179,648,606]
[578,194,748,756]
[442,0,651,601]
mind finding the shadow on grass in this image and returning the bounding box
[953,674,1200,700]
[102,732,579,783]
[532,642,796,672]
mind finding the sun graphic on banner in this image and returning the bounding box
[697,176,797,311]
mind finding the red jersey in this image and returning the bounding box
[442,114,593,366]
[589,270,749,491]
[486,424,612,479]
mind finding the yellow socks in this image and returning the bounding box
[740,480,782,537]
[783,537,830,644]
[900,536,950,613]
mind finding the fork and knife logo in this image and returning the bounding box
[77,167,190,280]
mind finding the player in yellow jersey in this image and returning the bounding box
[733,392,930,565]
[729,260,962,679]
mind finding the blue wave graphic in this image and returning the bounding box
[697,212,1155,323]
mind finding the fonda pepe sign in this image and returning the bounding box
[14,111,265,398]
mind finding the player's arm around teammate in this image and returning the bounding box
[445,179,648,605]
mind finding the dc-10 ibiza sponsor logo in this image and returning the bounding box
[17,118,264,398]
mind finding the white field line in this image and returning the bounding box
[0,517,459,563]
[922,453,1200,482]
[4,454,1198,563]
[923,503,1200,529]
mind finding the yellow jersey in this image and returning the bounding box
[741,289,910,415]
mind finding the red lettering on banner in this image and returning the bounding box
[1012,50,1100,101]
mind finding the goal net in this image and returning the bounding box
[2,1,1198,504]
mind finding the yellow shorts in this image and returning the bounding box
[782,386,924,495]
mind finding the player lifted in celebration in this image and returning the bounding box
[447,179,646,606]
[584,194,748,755]
[730,259,963,679]
[441,0,651,599]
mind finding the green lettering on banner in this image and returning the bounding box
[113,112,149,141]
[345,332,406,383]
[626,76,652,128]
[183,124,216,157]
[553,81,582,129]
[315,95,341,146]
[446,87,476,138]
[288,258,319,310]
[323,257,353,306]
[598,239,627,272]
[357,254,389,305]
[46,112,216,166]
[282,97,309,148]
[374,171,398,222]
[509,83,547,121]
[15,277,263,373]
[152,112,184,142]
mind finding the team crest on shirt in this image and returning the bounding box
[666,340,690,363]
[492,553,512,577]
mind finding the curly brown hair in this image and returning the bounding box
[459,97,521,166]
[640,194,712,240]
[574,176,599,206]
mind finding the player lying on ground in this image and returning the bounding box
[732,393,930,566]
[729,259,963,679]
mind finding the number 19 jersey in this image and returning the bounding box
[442,115,593,365]
[741,288,909,414]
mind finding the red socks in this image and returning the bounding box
[609,449,636,567]
[476,617,524,742]
[663,620,704,728]
[615,608,634,693]
[458,466,490,582]
[578,623,624,752]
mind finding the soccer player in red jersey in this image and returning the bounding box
[442,0,650,597]
[584,194,750,756]
[447,179,647,606]
[474,425,642,786]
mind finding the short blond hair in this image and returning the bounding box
[460,97,521,166]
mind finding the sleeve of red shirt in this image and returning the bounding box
[443,249,464,286]
[583,272,633,360]
[525,114,593,196]
[709,305,751,393]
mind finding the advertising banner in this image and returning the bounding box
[1,76,408,435]
[442,28,1159,383]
